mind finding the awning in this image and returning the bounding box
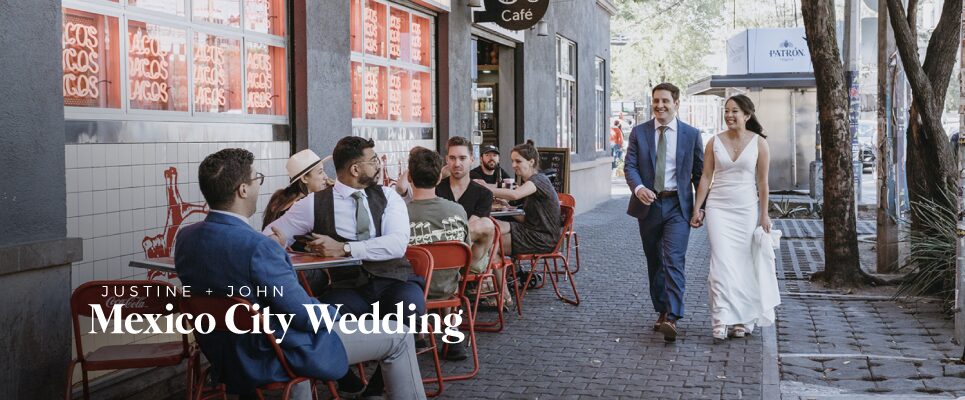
[686,72,815,96]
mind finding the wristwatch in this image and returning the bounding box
[343,243,352,256]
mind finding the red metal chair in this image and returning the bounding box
[179,295,331,400]
[514,205,581,314]
[404,246,444,397]
[557,193,582,274]
[414,242,479,383]
[65,280,193,400]
[465,218,519,331]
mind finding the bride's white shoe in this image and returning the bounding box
[712,325,727,341]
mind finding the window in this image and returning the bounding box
[595,57,606,152]
[61,1,288,121]
[350,0,436,171]
[557,36,577,152]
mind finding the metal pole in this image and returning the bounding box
[844,0,863,204]
[877,0,899,273]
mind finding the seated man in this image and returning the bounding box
[404,146,472,360]
[470,145,512,186]
[175,148,425,399]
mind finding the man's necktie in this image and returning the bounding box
[654,126,667,193]
[351,191,371,240]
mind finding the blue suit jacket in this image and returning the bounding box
[624,119,704,220]
[174,212,348,393]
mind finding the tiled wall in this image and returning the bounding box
[65,140,290,380]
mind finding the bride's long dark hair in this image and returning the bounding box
[727,94,767,139]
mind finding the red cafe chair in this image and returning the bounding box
[404,246,444,397]
[414,242,479,383]
[513,205,581,314]
[65,280,193,400]
[557,193,582,274]
[179,295,347,400]
[465,218,519,331]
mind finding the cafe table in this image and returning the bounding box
[491,207,525,218]
[129,253,362,275]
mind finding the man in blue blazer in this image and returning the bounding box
[624,83,704,342]
[175,148,426,399]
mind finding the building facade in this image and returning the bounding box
[0,0,614,397]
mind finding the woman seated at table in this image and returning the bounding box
[262,149,334,228]
[479,140,561,256]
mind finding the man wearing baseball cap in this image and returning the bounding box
[470,145,512,186]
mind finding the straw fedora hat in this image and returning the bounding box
[286,149,323,186]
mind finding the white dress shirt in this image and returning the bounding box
[262,179,411,261]
[635,117,679,194]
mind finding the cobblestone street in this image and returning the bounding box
[427,190,764,399]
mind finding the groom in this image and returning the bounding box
[624,83,704,342]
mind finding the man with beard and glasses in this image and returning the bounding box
[470,145,513,186]
[264,137,425,397]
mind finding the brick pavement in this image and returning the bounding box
[413,196,764,400]
[774,219,965,399]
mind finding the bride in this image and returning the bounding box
[690,94,773,341]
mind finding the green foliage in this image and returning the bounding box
[894,188,957,312]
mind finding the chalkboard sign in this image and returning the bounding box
[537,147,570,194]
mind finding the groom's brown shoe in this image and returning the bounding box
[653,312,667,331]
[658,320,678,342]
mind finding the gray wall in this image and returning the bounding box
[0,0,67,244]
[0,0,78,398]
[520,1,612,164]
[439,2,474,146]
[293,0,352,164]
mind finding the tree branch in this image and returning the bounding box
[907,0,919,38]
[920,0,962,108]
[886,0,936,117]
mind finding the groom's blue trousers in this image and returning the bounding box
[637,195,690,321]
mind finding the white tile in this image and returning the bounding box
[178,143,189,163]
[82,239,93,264]
[66,169,78,193]
[66,193,78,218]
[131,209,144,233]
[140,144,153,165]
[78,191,93,216]
[119,167,132,189]
[94,260,108,280]
[92,191,107,215]
[65,145,78,169]
[109,238,121,261]
[92,168,106,191]
[166,143,178,164]
[106,167,119,190]
[92,145,106,168]
[77,168,92,193]
[120,144,133,166]
[78,215,93,239]
[107,189,120,214]
[107,211,120,236]
[93,213,107,238]
[67,217,79,238]
[77,145,92,169]
[120,210,132,234]
[92,237,105,262]
[188,143,200,163]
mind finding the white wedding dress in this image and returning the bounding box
[705,134,772,332]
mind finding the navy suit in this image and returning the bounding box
[624,119,704,321]
[175,212,348,394]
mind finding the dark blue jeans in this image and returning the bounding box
[637,196,690,321]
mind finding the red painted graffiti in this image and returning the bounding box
[142,167,207,280]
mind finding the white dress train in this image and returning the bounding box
[705,134,776,332]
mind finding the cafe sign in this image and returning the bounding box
[473,0,549,31]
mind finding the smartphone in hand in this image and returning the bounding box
[293,234,314,244]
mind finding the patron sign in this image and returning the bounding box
[726,28,813,75]
[473,0,549,31]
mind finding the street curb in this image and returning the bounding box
[762,323,781,399]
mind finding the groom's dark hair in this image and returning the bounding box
[652,83,680,101]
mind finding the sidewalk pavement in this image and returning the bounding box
[772,219,965,399]
[425,191,763,399]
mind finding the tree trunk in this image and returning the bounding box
[801,0,865,287]
[886,0,959,267]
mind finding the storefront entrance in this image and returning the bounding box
[471,36,517,160]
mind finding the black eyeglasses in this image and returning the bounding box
[249,172,265,186]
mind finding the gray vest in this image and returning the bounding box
[312,185,413,285]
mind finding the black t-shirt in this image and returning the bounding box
[436,178,493,218]
[470,165,512,185]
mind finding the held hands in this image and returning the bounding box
[394,169,411,196]
[305,233,347,257]
[634,187,657,205]
[690,209,705,228]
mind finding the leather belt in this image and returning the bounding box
[657,190,678,198]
